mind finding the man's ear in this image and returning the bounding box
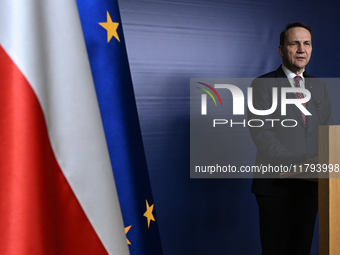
[278,45,284,58]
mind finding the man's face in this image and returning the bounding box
[278,27,312,75]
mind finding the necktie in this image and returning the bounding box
[294,76,306,124]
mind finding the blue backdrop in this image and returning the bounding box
[118,0,340,254]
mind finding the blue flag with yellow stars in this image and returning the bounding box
[76,1,163,254]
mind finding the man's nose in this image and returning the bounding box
[297,44,305,52]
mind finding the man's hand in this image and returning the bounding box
[298,157,318,172]
[303,156,318,164]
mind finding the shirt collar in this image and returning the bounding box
[281,64,305,81]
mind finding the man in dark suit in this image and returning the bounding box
[248,22,333,255]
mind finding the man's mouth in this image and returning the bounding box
[296,56,305,60]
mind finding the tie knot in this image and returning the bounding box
[294,76,301,88]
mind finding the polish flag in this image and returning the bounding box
[0,0,129,254]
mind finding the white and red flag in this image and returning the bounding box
[0,0,130,254]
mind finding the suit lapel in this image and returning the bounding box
[305,77,321,128]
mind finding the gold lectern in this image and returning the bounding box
[318,125,340,255]
[280,125,340,254]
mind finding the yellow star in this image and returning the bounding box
[124,225,131,245]
[143,200,155,228]
[99,11,120,43]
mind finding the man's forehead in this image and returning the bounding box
[286,27,312,41]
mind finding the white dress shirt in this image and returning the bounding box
[281,64,306,97]
[281,64,305,89]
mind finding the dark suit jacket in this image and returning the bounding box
[248,66,333,198]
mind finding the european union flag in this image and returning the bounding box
[76,1,163,254]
